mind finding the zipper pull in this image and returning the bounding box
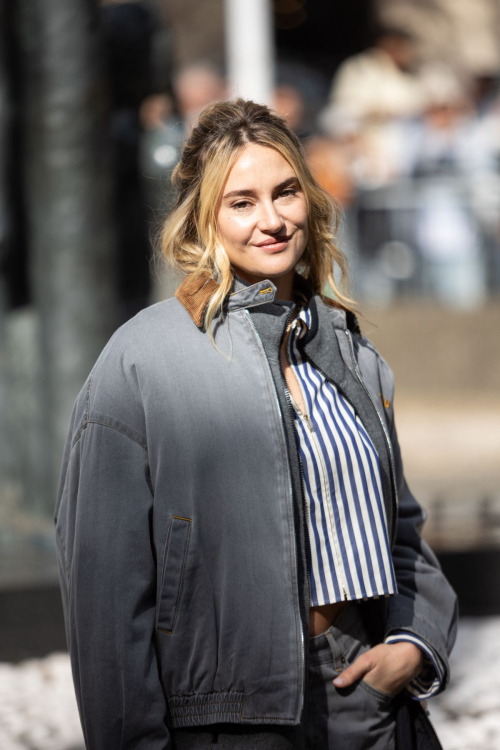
[304,414,315,432]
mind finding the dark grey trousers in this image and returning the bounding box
[172,602,397,750]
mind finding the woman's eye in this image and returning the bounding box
[232,201,252,210]
[279,189,297,199]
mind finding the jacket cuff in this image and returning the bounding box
[384,630,445,700]
[384,598,451,687]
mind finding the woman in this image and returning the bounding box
[54,99,457,749]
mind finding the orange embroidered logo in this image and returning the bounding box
[379,394,391,408]
[260,286,273,295]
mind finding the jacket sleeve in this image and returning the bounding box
[376,355,459,696]
[54,374,171,749]
[384,630,445,700]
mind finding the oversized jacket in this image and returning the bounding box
[54,272,458,749]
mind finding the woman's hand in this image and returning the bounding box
[332,642,425,697]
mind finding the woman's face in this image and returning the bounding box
[216,143,309,296]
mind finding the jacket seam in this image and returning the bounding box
[243,716,296,722]
[173,709,296,723]
[84,365,96,424]
[55,524,70,584]
[55,431,85,524]
[168,689,244,699]
[71,421,88,448]
[173,710,242,718]
[86,418,148,453]
[171,703,243,712]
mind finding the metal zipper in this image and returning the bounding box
[244,308,309,720]
[280,376,313,722]
[344,329,399,546]
[289,395,315,433]
[302,413,315,432]
[280,317,313,593]
[282,378,313,618]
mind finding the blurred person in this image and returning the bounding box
[398,63,500,180]
[318,103,406,189]
[54,99,457,749]
[416,185,485,308]
[467,76,500,293]
[140,92,176,131]
[276,60,333,137]
[304,134,355,208]
[305,109,369,297]
[172,60,226,132]
[273,84,306,135]
[315,102,410,301]
[401,64,475,178]
[464,71,500,178]
[327,26,424,122]
[399,64,487,308]
[138,92,185,303]
[304,129,363,300]
[101,0,172,320]
[138,58,226,303]
[319,26,426,190]
[139,93,184,213]
[472,72,500,116]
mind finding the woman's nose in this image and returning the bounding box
[258,200,285,233]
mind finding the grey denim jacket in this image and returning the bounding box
[54,275,458,749]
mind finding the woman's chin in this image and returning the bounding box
[247,258,300,282]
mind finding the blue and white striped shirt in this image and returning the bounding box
[286,303,445,700]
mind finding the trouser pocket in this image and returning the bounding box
[307,603,396,749]
[340,611,395,704]
[358,677,395,704]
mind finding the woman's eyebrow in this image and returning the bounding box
[222,177,299,200]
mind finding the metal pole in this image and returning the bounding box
[224,0,275,105]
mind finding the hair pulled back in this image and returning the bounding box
[159,98,353,336]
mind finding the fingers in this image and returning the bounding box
[332,652,372,688]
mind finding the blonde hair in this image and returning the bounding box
[159,98,354,336]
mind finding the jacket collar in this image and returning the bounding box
[174,271,220,328]
[175,271,278,328]
[175,270,360,334]
[227,277,278,311]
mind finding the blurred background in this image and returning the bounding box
[1,0,500,748]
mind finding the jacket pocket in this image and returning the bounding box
[156,516,192,633]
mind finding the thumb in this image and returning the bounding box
[332,654,371,688]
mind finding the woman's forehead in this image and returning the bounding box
[224,143,297,191]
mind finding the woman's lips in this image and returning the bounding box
[256,237,291,253]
